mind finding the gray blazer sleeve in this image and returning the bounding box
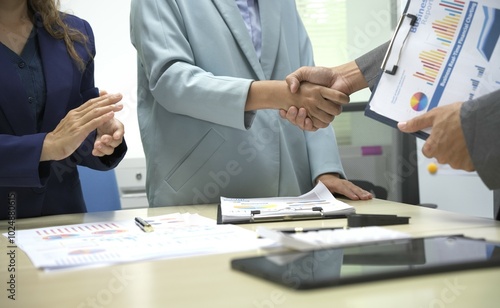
[461,89,500,190]
[354,42,389,91]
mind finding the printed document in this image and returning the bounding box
[367,0,500,138]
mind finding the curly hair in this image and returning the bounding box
[29,0,89,70]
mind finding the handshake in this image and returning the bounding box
[278,61,368,132]
[282,61,476,173]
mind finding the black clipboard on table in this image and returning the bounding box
[365,0,500,140]
[216,181,355,224]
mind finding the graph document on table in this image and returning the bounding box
[366,0,500,139]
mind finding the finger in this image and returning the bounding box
[316,90,347,117]
[354,188,374,200]
[294,108,308,130]
[96,132,123,150]
[81,93,123,113]
[78,105,121,128]
[421,139,435,158]
[279,109,287,119]
[93,141,115,156]
[335,185,361,200]
[397,112,434,133]
[320,88,350,106]
[285,74,301,94]
[79,111,116,137]
[106,119,125,141]
[308,106,335,124]
[310,116,330,129]
[113,126,125,140]
[284,107,299,126]
[285,106,299,120]
[318,100,343,117]
[303,117,317,132]
[341,182,374,200]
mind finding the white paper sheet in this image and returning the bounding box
[368,0,500,137]
[6,213,269,271]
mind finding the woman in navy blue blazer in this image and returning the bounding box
[0,0,127,219]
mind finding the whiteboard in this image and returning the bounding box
[417,139,494,219]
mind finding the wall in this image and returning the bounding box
[60,0,148,208]
[60,0,143,159]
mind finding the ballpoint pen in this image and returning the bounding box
[135,217,154,233]
[278,227,343,234]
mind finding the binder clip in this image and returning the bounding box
[250,207,325,222]
[381,13,418,75]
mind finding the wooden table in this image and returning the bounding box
[1,199,500,307]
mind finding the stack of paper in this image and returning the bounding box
[256,226,411,251]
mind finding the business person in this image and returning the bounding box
[0,0,127,219]
[130,0,372,207]
[285,43,500,219]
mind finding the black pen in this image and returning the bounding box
[135,217,154,233]
[278,227,343,234]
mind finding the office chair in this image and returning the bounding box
[77,166,122,212]
[350,179,437,208]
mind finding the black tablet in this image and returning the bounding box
[231,235,500,290]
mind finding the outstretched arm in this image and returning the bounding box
[282,42,389,130]
[246,80,349,129]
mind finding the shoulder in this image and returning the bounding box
[59,12,96,56]
[59,12,94,36]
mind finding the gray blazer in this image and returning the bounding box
[356,44,500,220]
[130,0,345,206]
[461,90,500,219]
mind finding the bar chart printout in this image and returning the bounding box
[367,0,500,137]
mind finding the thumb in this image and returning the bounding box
[285,72,301,94]
[397,113,434,133]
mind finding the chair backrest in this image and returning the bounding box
[77,166,121,212]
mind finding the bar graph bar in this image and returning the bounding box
[439,0,466,15]
[471,79,480,91]
[432,0,465,46]
[475,65,485,77]
[413,0,466,86]
[413,49,447,85]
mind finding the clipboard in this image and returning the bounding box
[365,0,500,139]
[216,203,351,224]
[216,181,355,224]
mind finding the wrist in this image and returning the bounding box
[246,80,291,111]
[315,173,340,184]
[40,134,55,162]
[336,61,368,94]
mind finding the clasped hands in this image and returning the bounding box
[280,65,360,132]
[41,91,125,161]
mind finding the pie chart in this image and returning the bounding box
[410,92,428,111]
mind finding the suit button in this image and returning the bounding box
[28,97,34,103]
[18,62,26,68]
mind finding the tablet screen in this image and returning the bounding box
[231,235,500,289]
